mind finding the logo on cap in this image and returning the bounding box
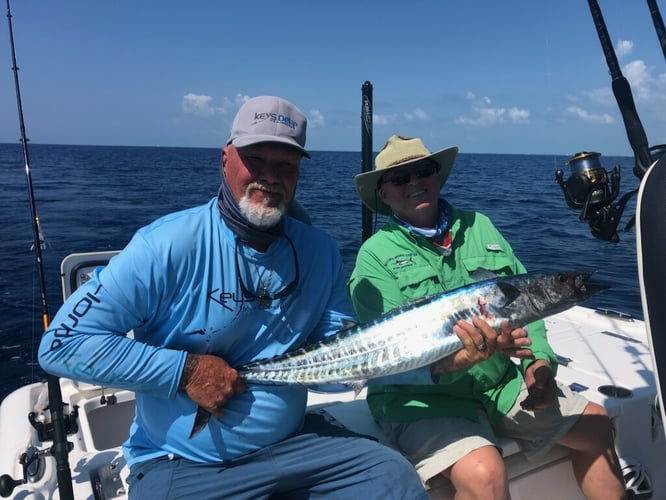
[252,112,300,130]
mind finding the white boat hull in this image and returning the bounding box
[1,304,663,499]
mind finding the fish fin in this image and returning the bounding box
[337,318,359,332]
[309,383,359,393]
[470,268,497,282]
[312,381,367,395]
[347,380,367,397]
[496,282,522,305]
[471,270,522,309]
[189,406,211,438]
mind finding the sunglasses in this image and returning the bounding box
[380,162,439,188]
[235,235,299,309]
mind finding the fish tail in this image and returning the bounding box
[189,406,211,438]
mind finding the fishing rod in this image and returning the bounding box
[588,0,653,176]
[555,0,666,242]
[3,1,75,499]
[647,0,666,62]
[554,0,666,434]
[361,81,373,243]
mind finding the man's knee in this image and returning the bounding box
[449,446,508,497]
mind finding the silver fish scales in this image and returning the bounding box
[189,270,607,437]
[238,293,468,384]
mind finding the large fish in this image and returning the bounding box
[189,270,607,437]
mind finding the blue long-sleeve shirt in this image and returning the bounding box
[39,198,357,465]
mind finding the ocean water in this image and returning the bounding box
[0,143,643,401]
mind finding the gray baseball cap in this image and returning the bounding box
[227,96,310,158]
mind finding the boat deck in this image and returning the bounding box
[1,305,662,499]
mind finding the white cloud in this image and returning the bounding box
[182,93,220,116]
[234,94,251,107]
[371,108,428,126]
[456,107,505,126]
[373,113,395,126]
[577,53,666,112]
[182,93,251,117]
[581,87,615,106]
[566,106,615,124]
[508,107,530,122]
[308,109,325,128]
[616,39,634,59]
[624,60,654,100]
[182,94,212,115]
[403,108,429,121]
[456,93,530,126]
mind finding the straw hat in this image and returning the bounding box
[354,135,458,215]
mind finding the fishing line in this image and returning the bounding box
[4,1,75,498]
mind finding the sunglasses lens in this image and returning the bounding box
[389,171,411,186]
[381,162,439,187]
[415,163,437,178]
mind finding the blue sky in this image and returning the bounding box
[1,1,665,155]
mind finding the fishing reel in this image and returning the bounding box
[555,151,634,243]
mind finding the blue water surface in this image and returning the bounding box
[0,143,642,400]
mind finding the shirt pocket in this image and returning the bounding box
[393,262,442,300]
[461,254,515,279]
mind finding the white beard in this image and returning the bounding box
[239,194,286,228]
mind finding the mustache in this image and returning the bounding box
[247,182,286,198]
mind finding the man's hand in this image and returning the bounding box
[496,322,533,360]
[432,316,499,375]
[520,359,557,411]
[180,353,246,418]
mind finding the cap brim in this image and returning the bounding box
[354,146,458,215]
[231,135,311,159]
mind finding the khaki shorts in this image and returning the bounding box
[379,380,589,485]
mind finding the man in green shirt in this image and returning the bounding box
[348,135,626,499]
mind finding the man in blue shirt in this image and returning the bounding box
[39,96,428,499]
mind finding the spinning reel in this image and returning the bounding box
[556,151,635,243]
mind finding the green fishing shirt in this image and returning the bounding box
[347,203,558,425]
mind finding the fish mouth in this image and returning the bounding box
[521,270,610,315]
[577,281,610,297]
[565,270,610,299]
